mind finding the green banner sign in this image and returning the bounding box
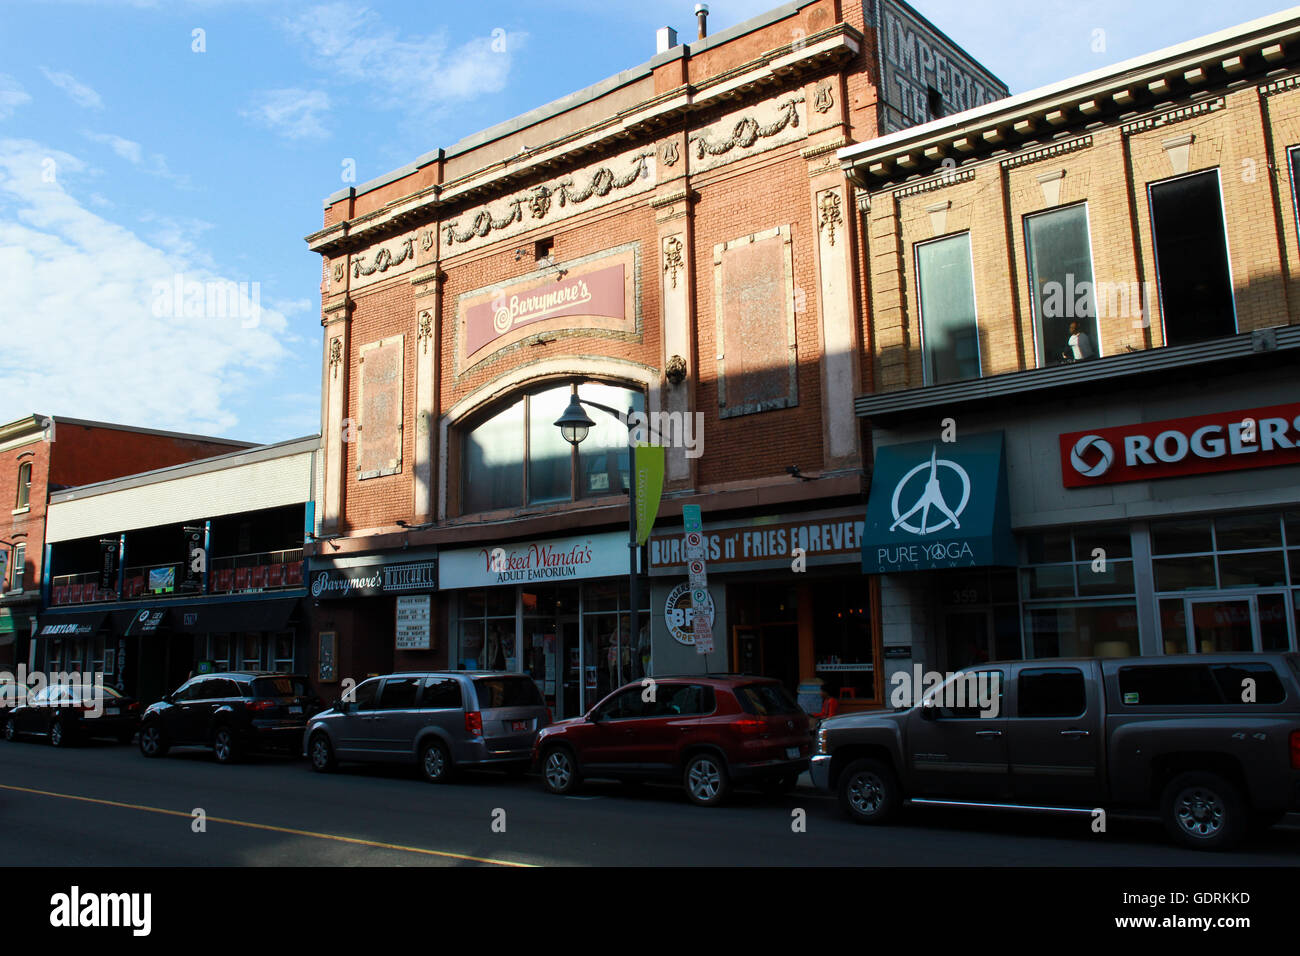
[635,445,665,546]
[862,431,1015,574]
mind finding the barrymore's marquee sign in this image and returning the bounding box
[311,560,438,600]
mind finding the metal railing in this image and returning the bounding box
[50,548,305,605]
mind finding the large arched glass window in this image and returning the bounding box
[15,462,31,510]
[461,381,644,514]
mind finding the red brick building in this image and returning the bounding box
[305,0,1003,715]
[0,414,253,670]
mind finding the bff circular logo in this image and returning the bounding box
[1070,434,1114,478]
[665,582,715,646]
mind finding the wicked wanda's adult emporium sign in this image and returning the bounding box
[439,532,628,589]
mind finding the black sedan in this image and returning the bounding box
[3,683,140,746]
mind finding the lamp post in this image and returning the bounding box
[554,393,641,689]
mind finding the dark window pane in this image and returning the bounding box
[596,687,647,720]
[653,683,714,717]
[578,383,643,498]
[1159,598,1189,654]
[1153,556,1217,591]
[735,682,801,716]
[1291,550,1300,586]
[1073,524,1132,561]
[1285,511,1300,545]
[1026,204,1098,366]
[1076,559,1134,595]
[528,385,573,504]
[1149,171,1236,345]
[473,676,543,709]
[1118,665,1222,705]
[1150,518,1212,555]
[1257,594,1289,651]
[1214,513,1282,551]
[1216,551,1287,588]
[353,678,381,711]
[1025,603,1140,658]
[1018,668,1086,718]
[420,678,463,709]
[917,233,981,384]
[1021,565,1074,599]
[377,676,421,710]
[1024,530,1073,564]
[931,669,1004,719]
[462,397,524,513]
[1210,663,1286,704]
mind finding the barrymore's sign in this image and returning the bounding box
[311,560,437,600]
[440,532,627,589]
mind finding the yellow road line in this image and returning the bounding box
[0,783,533,867]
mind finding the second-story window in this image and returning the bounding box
[1026,203,1098,366]
[15,462,31,510]
[916,232,981,385]
[11,544,25,593]
[1148,169,1236,346]
[460,380,644,514]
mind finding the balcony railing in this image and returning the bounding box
[50,549,305,606]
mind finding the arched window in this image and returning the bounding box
[460,380,644,514]
[15,462,31,510]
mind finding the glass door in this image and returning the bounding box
[1183,593,1295,653]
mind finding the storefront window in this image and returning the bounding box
[272,632,295,672]
[1026,603,1140,657]
[460,381,645,515]
[812,581,874,702]
[208,634,232,671]
[456,589,515,670]
[580,580,649,708]
[91,637,105,673]
[241,634,263,670]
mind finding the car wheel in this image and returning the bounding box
[212,726,242,764]
[419,740,453,784]
[50,718,69,748]
[541,746,581,795]
[3,716,16,742]
[138,722,168,758]
[309,732,336,773]
[838,758,900,825]
[683,753,730,807]
[1161,771,1245,850]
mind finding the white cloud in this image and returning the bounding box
[282,4,523,109]
[84,131,142,164]
[0,138,294,436]
[240,88,332,141]
[0,74,31,119]
[82,130,191,187]
[41,67,104,109]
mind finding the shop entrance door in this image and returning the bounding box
[1183,593,1294,653]
[732,624,799,693]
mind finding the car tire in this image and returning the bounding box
[138,722,168,758]
[3,716,17,742]
[541,746,581,795]
[419,740,453,784]
[683,753,730,807]
[50,718,70,748]
[1160,771,1245,851]
[838,758,900,825]
[212,725,242,764]
[308,732,336,773]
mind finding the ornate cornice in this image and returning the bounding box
[999,134,1093,169]
[1119,97,1224,134]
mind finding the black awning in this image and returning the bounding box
[170,597,301,634]
[124,607,169,637]
[37,609,108,638]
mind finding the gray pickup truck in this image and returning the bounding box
[809,653,1300,849]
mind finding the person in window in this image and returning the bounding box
[1062,321,1094,362]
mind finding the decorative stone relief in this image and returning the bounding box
[328,337,342,378]
[688,93,807,174]
[818,190,844,246]
[417,310,433,353]
[660,140,680,167]
[813,79,835,113]
[350,231,420,290]
[663,235,684,289]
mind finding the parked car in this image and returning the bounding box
[304,671,549,783]
[0,679,29,719]
[533,675,812,806]
[811,653,1300,850]
[138,671,318,763]
[3,683,139,746]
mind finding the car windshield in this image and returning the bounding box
[252,677,307,698]
[473,677,543,709]
[735,683,801,716]
[70,685,122,701]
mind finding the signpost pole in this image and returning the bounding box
[626,408,639,683]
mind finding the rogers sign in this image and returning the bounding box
[1060,402,1300,487]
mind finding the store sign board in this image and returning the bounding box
[311,560,438,600]
[396,595,432,651]
[1060,402,1300,488]
[439,532,626,589]
[862,431,1015,574]
[650,513,865,574]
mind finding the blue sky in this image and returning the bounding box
[0,0,1292,443]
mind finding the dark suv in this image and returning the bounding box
[138,672,318,763]
[533,675,811,806]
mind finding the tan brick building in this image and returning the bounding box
[304,0,1004,715]
[843,9,1300,681]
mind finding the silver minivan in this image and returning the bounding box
[303,671,549,783]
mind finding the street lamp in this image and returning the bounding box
[555,393,641,695]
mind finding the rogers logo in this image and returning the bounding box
[1069,435,1114,477]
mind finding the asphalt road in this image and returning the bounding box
[3,736,1299,867]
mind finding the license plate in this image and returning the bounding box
[105,708,119,716]
[511,720,528,732]
[289,705,302,714]
[785,746,800,759]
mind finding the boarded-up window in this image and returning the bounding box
[713,225,798,418]
[357,335,404,479]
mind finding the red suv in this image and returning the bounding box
[533,675,811,806]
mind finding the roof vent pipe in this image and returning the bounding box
[696,3,709,40]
